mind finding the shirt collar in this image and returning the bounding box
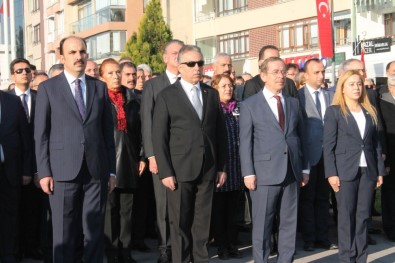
[262,86,282,100]
[305,83,321,95]
[14,86,31,96]
[166,69,179,83]
[180,78,201,91]
[63,70,86,87]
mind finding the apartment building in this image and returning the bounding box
[24,0,145,73]
[164,0,395,80]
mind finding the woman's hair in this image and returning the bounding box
[99,58,119,77]
[211,74,234,90]
[332,70,377,125]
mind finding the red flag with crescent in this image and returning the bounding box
[316,0,333,58]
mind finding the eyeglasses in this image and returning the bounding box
[364,85,374,89]
[268,70,287,76]
[180,60,204,67]
[14,68,32,74]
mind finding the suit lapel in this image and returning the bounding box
[347,108,364,141]
[59,73,83,121]
[84,77,96,123]
[303,86,321,119]
[362,108,372,141]
[30,91,36,123]
[201,86,208,123]
[284,95,290,133]
[0,92,4,134]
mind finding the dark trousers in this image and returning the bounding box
[250,170,298,263]
[212,191,240,248]
[19,181,42,252]
[152,172,171,253]
[50,160,108,263]
[336,168,375,263]
[381,172,395,235]
[299,156,330,243]
[167,174,215,263]
[0,166,20,263]
[105,188,134,250]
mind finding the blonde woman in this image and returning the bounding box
[323,70,385,262]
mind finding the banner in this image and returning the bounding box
[316,0,333,58]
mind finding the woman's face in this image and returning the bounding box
[217,77,234,103]
[101,63,121,90]
[343,74,363,101]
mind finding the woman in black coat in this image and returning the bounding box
[100,58,146,263]
[323,70,384,262]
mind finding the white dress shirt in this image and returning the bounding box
[350,110,367,167]
[14,86,32,116]
[166,70,179,85]
[305,84,326,119]
[63,70,87,105]
[180,78,203,106]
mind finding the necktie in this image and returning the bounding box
[191,86,203,120]
[274,95,285,131]
[74,79,86,119]
[314,91,322,119]
[20,94,29,121]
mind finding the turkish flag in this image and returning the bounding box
[0,1,10,16]
[316,0,333,58]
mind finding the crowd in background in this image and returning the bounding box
[0,37,394,263]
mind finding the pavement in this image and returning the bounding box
[21,216,395,262]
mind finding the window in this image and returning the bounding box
[218,31,249,59]
[196,37,216,64]
[47,16,55,42]
[334,18,351,45]
[32,0,40,12]
[78,3,92,20]
[217,0,248,17]
[385,13,395,36]
[86,31,126,60]
[278,19,318,53]
[33,24,40,45]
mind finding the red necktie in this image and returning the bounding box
[274,95,285,131]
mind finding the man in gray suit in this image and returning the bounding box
[35,36,116,262]
[141,39,184,263]
[298,58,337,251]
[240,57,308,263]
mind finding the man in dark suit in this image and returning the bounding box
[297,58,337,251]
[8,58,44,260]
[34,36,116,262]
[0,90,31,262]
[152,45,228,263]
[240,57,308,263]
[243,45,297,100]
[141,39,184,263]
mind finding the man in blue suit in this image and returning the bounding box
[298,58,337,251]
[240,57,308,263]
[35,36,116,263]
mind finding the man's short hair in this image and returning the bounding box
[35,71,48,78]
[120,61,137,72]
[30,64,37,71]
[386,61,395,72]
[137,64,152,74]
[341,58,361,71]
[163,39,185,53]
[260,57,284,73]
[48,64,64,78]
[286,63,299,71]
[177,45,202,63]
[213,53,231,64]
[59,36,87,55]
[303,58,321,72]
[258,45,279,61]
[10,58,31,74]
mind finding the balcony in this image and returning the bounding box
[71,6,125,34]
[356,0,395,13]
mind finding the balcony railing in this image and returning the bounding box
[71,6,125,34]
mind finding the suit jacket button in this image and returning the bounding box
[284,152,287,154]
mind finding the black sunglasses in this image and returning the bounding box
[364,85,374,89]
[14,68,32,74]
[180,60,204,67]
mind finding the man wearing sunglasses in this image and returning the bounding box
[152,45,227,263]
[8,58,44,260]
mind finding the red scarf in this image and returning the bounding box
[107,88,127,132]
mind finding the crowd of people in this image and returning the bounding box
[0,36,394,263]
